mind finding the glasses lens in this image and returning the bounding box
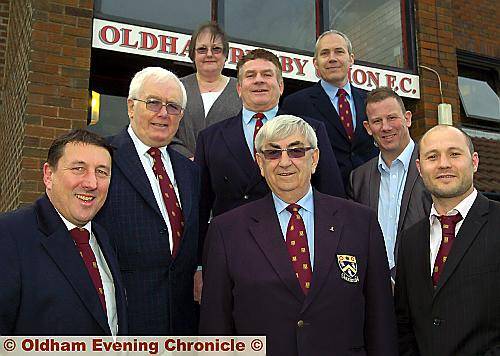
[212,46,223,54]
[287,147,307,158]
[196,47,208,54]
[166,103,182,115]
[262,149,282,160]
[145,99,162,112]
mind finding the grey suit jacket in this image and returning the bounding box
[171,74,242,157]
[347,145,432,265]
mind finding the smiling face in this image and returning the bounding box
[364,97,412,165]
[313,33,354,87]
[44,142,112,227]
[256,133,319,203]
[416,126,478,211]
[128,76,184,147]
[194,30,226,76]
[237,58,284,112]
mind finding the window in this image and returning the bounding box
[458,77,500,123]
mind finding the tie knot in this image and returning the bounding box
[438,212,463,227]
[70,227,90,244]
[337,88,347,97]
[147,147,161,158]
[253,112,265,121]
[286,204,302,214]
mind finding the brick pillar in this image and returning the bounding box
[0,0,93,211]
[411,0,459,138]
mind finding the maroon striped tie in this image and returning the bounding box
[337,88,354,140]
[148,147,184,257]
[253,112,265,157]
[70,227,107,313]
[432,213,462,286]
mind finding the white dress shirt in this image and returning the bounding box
[58,214,118,335]
[128,125,182,253]
[429,189,477,274]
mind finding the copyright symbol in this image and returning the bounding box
[250,339,263,351]
[3,339,16,352]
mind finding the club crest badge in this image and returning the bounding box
[337,254,359,283]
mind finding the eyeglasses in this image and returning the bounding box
[195,46,224,55]
[134,98,183,115]
[260,147,314,160]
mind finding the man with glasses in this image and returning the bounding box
[200,115,397,356]
[195,49,345,290]
[95,67,200,335]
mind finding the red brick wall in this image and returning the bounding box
[0,0,94,211]
[0,0,9,107]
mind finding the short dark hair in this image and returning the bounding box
[365,86,406,114]
[236,48,282,83]
[188,22,229,66]
[47,129,113,168]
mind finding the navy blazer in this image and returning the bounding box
[200,191,398,356]
[0,195,127,335]
[195,111,345,261]
[95,128,200,335]
[395,194,500,356]
[281,82,379,187]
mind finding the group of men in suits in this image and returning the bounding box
[1,26,499,356]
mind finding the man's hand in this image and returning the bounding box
[193,270,203,303]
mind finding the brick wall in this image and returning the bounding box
[0,0,9,107]
[0,0,94,212]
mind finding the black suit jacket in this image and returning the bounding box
[195,111,345,261]
[200,191,398,356]
[0,195,127,335]
[281,82,379,187]
[95,128,200,335]
[395,193,500,356]
[348,145,432,266]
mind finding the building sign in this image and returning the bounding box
[92,19,420,98]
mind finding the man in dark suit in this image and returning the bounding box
[281,30,378,187]
[395,125,500,355]
[195,48,344,267]
[348,87,431,279]
[200,115,397,356]
[95,67,200,335]
[0,129,127,335]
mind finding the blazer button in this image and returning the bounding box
[243,195,249,200]
[433,318,441,326]
[297,320,304,328]
[159,228,167,234]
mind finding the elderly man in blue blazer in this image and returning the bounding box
[0,129,127,335]
[281,30,379,187]
[200,115,397,356]
[95,67,200,335]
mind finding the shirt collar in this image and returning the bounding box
[242,106,279,125]
[56,209,92,235]
[127,125,168,158]
[273,186,314,215]
[378,139,415,173]
[320,80,352,100]
[429,188,478,224]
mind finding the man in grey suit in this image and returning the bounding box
[348,87,431,279]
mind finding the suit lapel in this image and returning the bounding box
[168,148,193,226]
[397,147,419,236]
[351,87,367,146]
[301,192,342,312]
[368,159,381,211]
[248,195,305,303]
[434,194,489,296]
[310,83,349,142]
[36,196,110,334]
[221,114,263,183]
[111,129,163,218]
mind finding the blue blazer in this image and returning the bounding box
[0,195,127,335]
[195,111,345,261]
[281,82,379,187]
[95,128,200,335]
[200,191,397,356]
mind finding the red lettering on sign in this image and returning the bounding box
[281,56,293,73]
[158,35,178,54]
[99,25,119,45]
[120,28,138,48]
[229,47,245,64]
[367,71,380,88]
[294,58,307,76]
[139,32,158,51]
[352,69,367,85]
[385,74,396,89]
[400,77,412,93]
